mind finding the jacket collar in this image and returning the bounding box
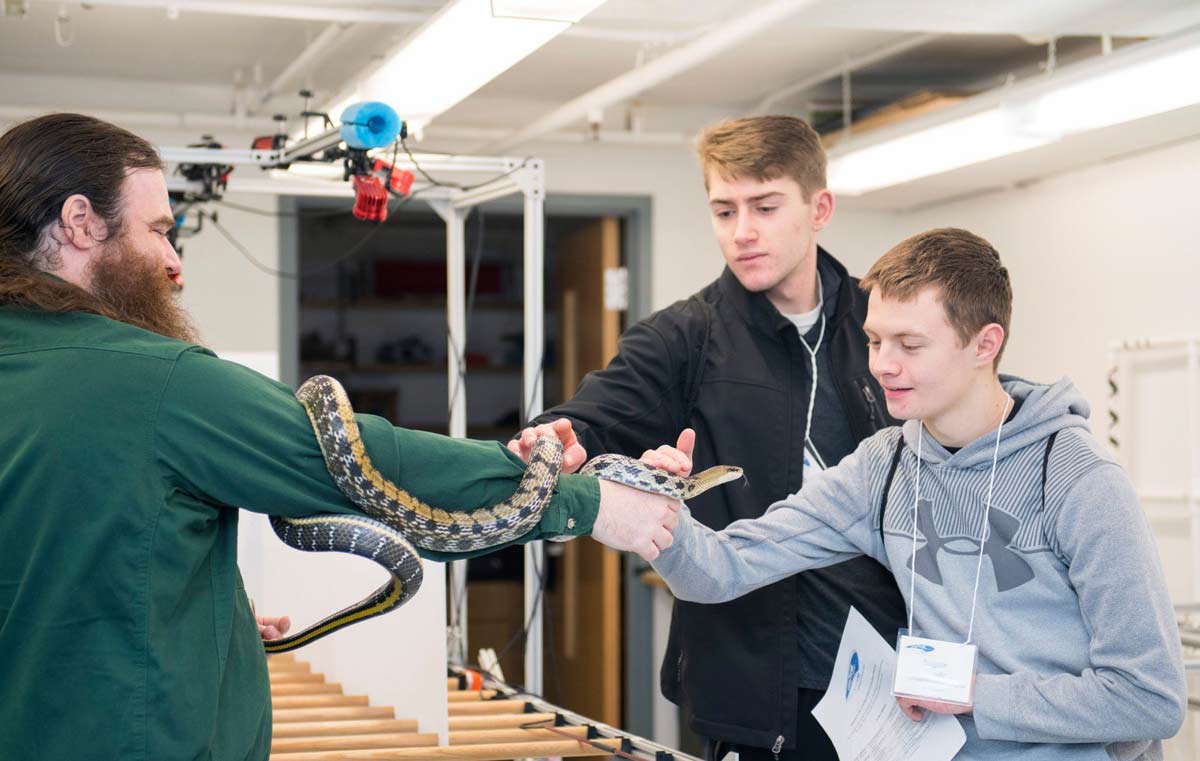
[717,246,860,336]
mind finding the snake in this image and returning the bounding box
[262,374,743,653]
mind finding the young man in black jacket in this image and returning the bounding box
[510,116,906,760]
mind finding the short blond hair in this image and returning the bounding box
[696,115,827,201]
[861,228,1012,364]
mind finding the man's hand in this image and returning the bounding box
[639,428,696,476]
[896,695,972,722]
[257,615,291,641]
[592,479,681,561]
[507,419,587,473]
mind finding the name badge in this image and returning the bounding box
[892,630,976,706]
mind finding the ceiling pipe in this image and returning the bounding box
[426,124,692,146]
[0,104,692,146]
[754,33,936,114]
[259,22,351,108]
[28,0,428,24]
[565,22,716,44]
[27,0,714,44]
[475,0,824,154]
[0,105,276,132]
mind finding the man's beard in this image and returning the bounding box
[87,236,198,343]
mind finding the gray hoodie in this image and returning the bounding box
[652,377,1186,760]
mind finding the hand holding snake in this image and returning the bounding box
[263,375,742,653]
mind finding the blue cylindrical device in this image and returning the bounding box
[339,102,403,149]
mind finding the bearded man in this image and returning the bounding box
[0,113,679,761]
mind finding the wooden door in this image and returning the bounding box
[545,216,622,724]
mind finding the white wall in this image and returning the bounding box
[878,137,1200,422]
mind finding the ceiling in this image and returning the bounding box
[2,0,1199,208]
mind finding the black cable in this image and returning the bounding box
[206,143,535,282]
[211,199,352,219]
[208,186,430,280]
[205,140,527,221]
[522,359,548,424]
[401,137,468,190]
[400,137,533,191]
[446,208,487,420]
[492,546,547,666]
[542,547,561,703]
[462,544,549,686]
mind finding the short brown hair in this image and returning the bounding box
[861,228,1012,364]
[696,115,826,201]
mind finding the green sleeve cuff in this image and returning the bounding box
[536,472,600,538]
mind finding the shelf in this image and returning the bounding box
[301,297,525,312]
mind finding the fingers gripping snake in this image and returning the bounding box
[263,375,742,653]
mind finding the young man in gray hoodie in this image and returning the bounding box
[646,228,1187,760]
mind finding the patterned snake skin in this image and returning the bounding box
[263,374,743,653]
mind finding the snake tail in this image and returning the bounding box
[262,513,422,654]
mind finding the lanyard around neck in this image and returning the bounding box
[907,394,1012,643]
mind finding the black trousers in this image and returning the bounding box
[704,688,838,761]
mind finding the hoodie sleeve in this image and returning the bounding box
[972,462,1187,744]
[650,437,886,603]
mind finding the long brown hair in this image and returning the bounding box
[0,113,163,323]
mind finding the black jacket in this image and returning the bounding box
[529,249,906,749]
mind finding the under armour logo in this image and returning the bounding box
[909,498,1035,592]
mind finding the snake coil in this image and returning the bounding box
[263,375,742,653]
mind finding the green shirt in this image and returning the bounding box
[0,305,599,761]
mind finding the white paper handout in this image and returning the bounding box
[812,607,966,761]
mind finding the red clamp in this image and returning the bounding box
[352,175,389,222]
[373,158,415,196]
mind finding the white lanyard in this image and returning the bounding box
[907,394,1012,644]
[797,310,827,464]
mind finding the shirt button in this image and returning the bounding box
[566,517,576,530]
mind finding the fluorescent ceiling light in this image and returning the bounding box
[828,29,1200,196]
[828,109,1053,196]
[354,0,606,132]
[492,0,606,23]
[289,0,604,143]
[1017,46,1200,136]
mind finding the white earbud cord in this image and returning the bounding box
[908,394,1012,643]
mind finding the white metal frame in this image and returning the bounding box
[1109,337,1200,601]
[163,148,551,692]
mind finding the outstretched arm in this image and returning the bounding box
[155,349,608,560]
[650,440,884,603]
